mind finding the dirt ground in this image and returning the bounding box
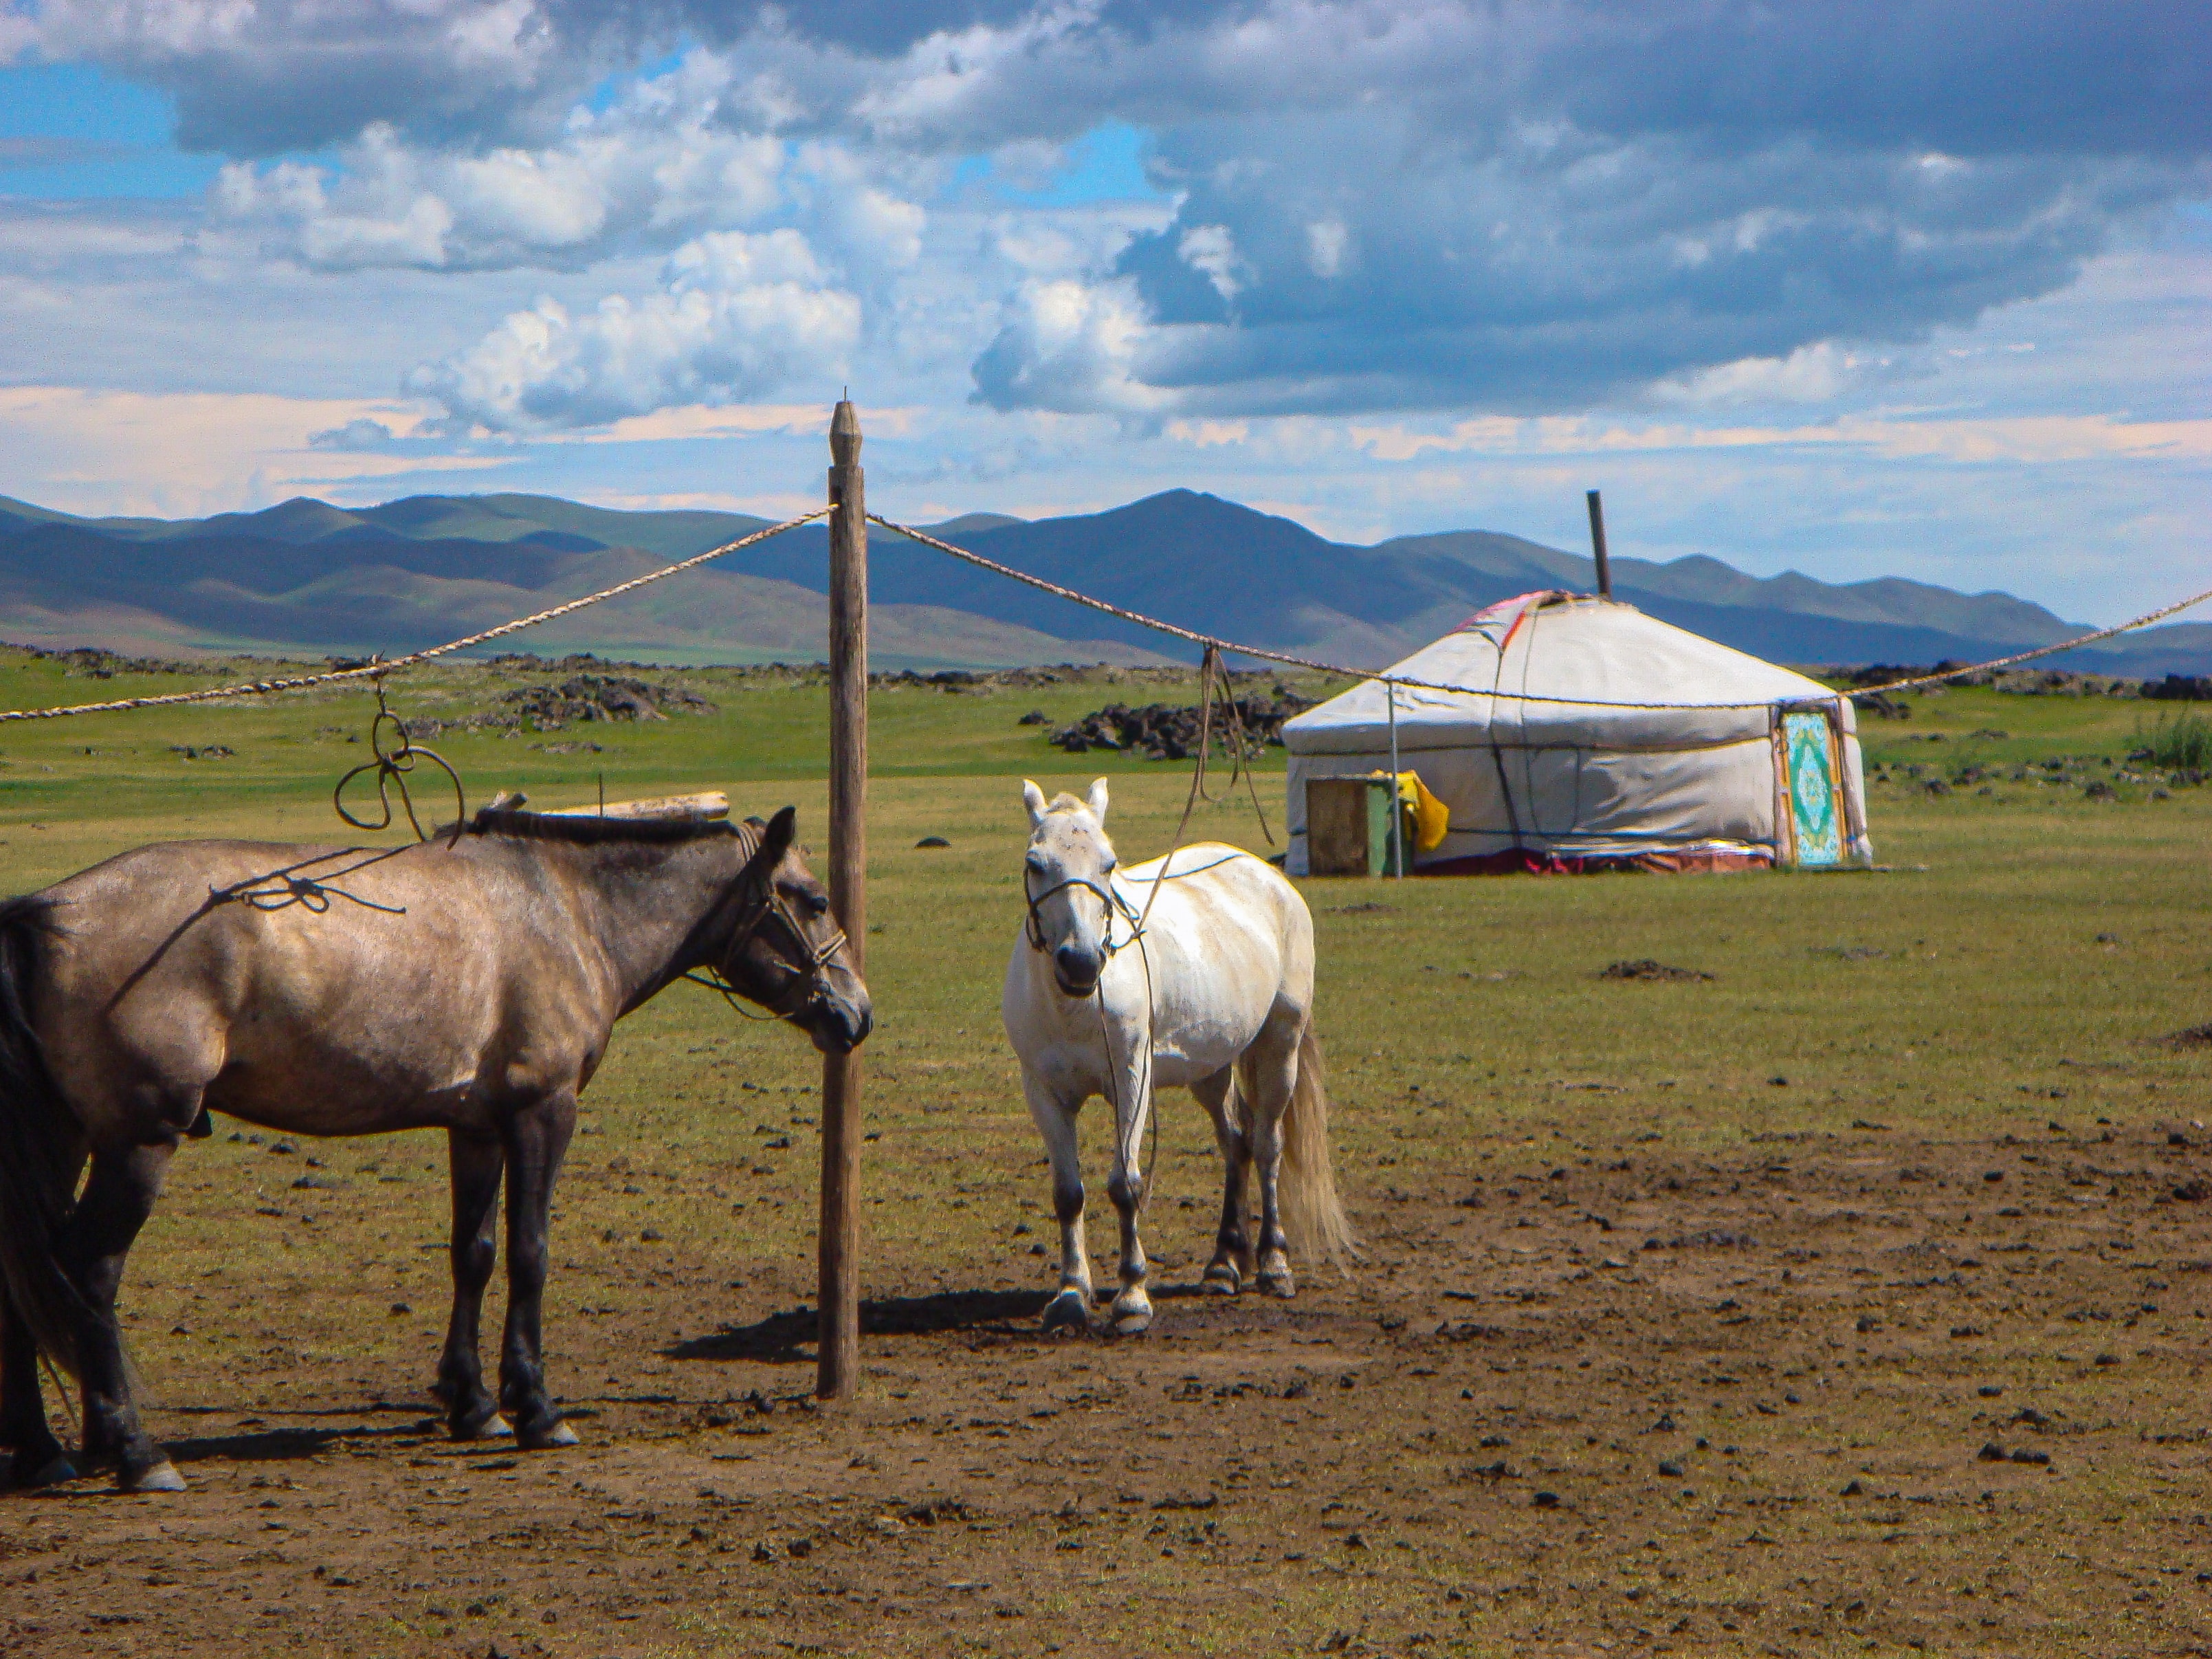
[5,1114,2210,1658]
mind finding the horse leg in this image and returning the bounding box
[61,1142,183,1491]
[433,1130,507,1442]
[1246,1023,1301,1299]
[498,1089,578,1451]
[1,1289,73,1488]
[1105,1055,1153,1337]
[1192,1066,1251,1295]
[1022,1070,1092,1332]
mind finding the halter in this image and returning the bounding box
[1022,870,1144,959]
[685,831,849,1022]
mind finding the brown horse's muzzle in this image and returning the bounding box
[803,976,873,1055]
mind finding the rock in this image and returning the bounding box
[1599,959,1713,982]
[915,835,951,848]
[2142,674,2212,701]
[2174,1180,2211,1202]
[1047,691,1314,760]
[1531,1491,1560,1508]
[404,674,715,738]
[1978,1442,2009,1462]
[1657,1460,1684,1478]
[1017,710,1049,725]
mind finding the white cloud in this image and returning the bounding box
[409,229,861,430]
[1652,343,1872,406]
[214,54,786,271]
[1343,408,2212,466]
[1177,223,1245,303]
[1305,218,1348,279]
[0,384,485,516]
[967,276,1173,417]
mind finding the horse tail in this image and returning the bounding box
[0,894,85,1377]
[1279,1022,1358,1266]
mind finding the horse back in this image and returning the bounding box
[29,837,615,1141]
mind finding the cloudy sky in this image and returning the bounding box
[1,1,2206,621]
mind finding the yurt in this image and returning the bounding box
[1282,591,1872,876]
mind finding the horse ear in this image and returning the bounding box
[1022,779,1048,828]
[1086,777,1110,823]
[757,805,797,866]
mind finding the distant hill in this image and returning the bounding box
[0,488,2202,676]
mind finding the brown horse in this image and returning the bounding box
[0,801,870,1492]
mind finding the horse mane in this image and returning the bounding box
[462,806,760,850]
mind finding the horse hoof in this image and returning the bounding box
[1200,1264,1241,1296]
[449,1407,512,1442]
[120,1459,186,1494]
[518,1418,579,1451]
[1041,1291,1092,1334]
[7,1451,76,1490]
[1111,1307,1153,1337]
[1257,1269,1296,1299]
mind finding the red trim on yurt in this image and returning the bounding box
[1415,846,1775,877]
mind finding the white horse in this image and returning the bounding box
[1001,778,1355,1335]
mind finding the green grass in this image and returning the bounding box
[2132,706,2212,771]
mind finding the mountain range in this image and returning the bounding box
[0,488,2203,677]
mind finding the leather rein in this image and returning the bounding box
[686,835,848,1022]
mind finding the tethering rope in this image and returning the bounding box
[0,509,828,723]
[874,514,2212,710]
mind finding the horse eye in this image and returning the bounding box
[806,892,830,917]
[1024,853,1046,872]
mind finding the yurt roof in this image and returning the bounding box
[1281,591,1850,755]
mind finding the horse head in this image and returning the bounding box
[1019,777,1125,999]
[719,806,873,1053]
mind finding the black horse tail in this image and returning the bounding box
[0,894,84,1377]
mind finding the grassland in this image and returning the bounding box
[1,648,2209,1658]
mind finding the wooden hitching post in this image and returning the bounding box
[819,398,867,1399]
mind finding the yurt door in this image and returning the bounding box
[1776,704,1846,868]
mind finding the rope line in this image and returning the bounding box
[874,513,2211,710]
[1833,584,2212,693]
[0,509,829,723]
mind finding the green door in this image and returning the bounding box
[1783,710,1843,868]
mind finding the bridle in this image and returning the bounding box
[685,835,849,1022]
[1021,867,1143,960]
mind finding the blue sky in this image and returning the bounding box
[1,2,2206,624]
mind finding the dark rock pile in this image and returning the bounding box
[503,674,714,726]
[1048,689,1315,760]
[403,675,715,738]
[11,643,232,678]
[2141,674,2212,701]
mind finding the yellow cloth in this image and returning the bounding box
[1366,769,1451,854]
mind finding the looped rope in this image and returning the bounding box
[331,677,467,844]
[209,847,414,915]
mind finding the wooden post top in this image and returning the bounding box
[830,399,861,469]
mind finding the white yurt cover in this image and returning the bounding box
[1281,591,1872,875]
